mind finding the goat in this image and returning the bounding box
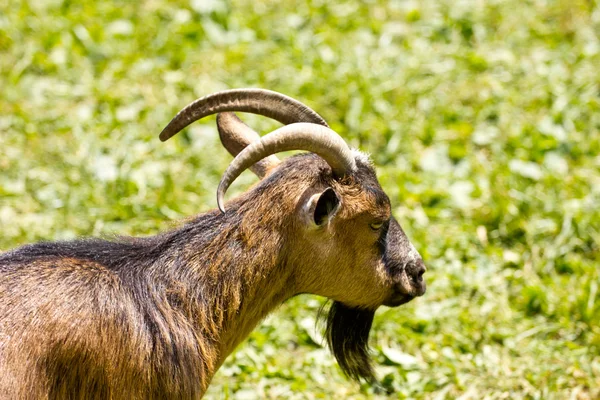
[0,89,427,398]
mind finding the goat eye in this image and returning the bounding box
[370,221,383,231]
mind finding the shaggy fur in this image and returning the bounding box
[325,302,376,382]
[0,153,425,398]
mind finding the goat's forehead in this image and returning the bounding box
[352,157,386,196]
[339,156,392,217]
[276,152,388,202]
[355,185,391,217]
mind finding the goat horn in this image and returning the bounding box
[159,89,328,142]
[217,123,356,212]
[216,112,280,178]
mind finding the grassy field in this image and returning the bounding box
[1,0,599,398]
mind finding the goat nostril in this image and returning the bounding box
[410,266,425,283]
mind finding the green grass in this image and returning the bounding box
[1,0,599,398]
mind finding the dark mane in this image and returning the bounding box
[0,212,227,272]
[1,237,159,269]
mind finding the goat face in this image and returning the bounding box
[262,152,427,382]
[286,154,426,310]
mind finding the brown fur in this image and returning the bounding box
[0,153,425,398]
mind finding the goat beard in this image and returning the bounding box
[324,301,376,383]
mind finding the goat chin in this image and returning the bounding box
[384,294,415,307]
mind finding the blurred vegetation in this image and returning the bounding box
[1,0,599,398]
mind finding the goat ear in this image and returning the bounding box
[310,188,340,226]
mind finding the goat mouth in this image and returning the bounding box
[383,293,414,307]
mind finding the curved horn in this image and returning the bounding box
[216,112,279,178]
[217,123,356,212]
[160,88,328,142]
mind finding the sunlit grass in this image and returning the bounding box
[1,0,599,398]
